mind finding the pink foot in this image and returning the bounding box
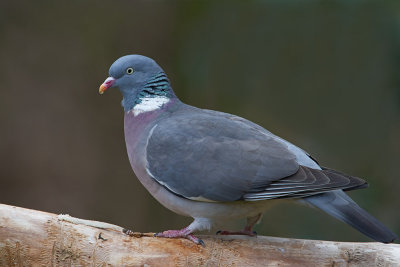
[216,230,257,236]
[154,228,205,246]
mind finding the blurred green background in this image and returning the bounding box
[1,0,399,243]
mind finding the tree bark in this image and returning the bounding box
[0,203,399,266]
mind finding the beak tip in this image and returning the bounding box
[98,77,115,95]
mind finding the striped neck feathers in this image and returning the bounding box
[125,72,174,116]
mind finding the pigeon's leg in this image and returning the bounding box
[217,213,262,236]
[154,218,210,246]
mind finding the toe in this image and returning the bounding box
[187,234,205,246]
[216,230,230,235]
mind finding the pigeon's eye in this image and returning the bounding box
[126,67,134,75]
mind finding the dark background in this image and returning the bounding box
[1,1,399,242]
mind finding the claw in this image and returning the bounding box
[123,228,134,236]
[187,234,205,246]
[198,238,205,247]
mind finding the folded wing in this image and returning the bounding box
[146,109,366,202]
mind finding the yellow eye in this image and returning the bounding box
[126,67,134,74]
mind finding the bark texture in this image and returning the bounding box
[0,203,399,266]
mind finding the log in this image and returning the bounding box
[0,203,399,266]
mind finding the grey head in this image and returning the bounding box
[99,55,176,111]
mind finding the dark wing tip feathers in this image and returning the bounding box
[244,166,368,201]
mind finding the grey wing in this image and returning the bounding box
[201,108,321,169]
[146,111,299,202]
[146,110,367,202]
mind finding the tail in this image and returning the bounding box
[304,190,398,243]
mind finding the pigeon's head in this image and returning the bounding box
[99,55,175,111]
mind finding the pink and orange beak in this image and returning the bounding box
[99,77,116,94]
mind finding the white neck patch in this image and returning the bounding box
[130,96,170,116]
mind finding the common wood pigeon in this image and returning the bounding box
[99,55,397,245]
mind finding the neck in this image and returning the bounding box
[122,72,176,113]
